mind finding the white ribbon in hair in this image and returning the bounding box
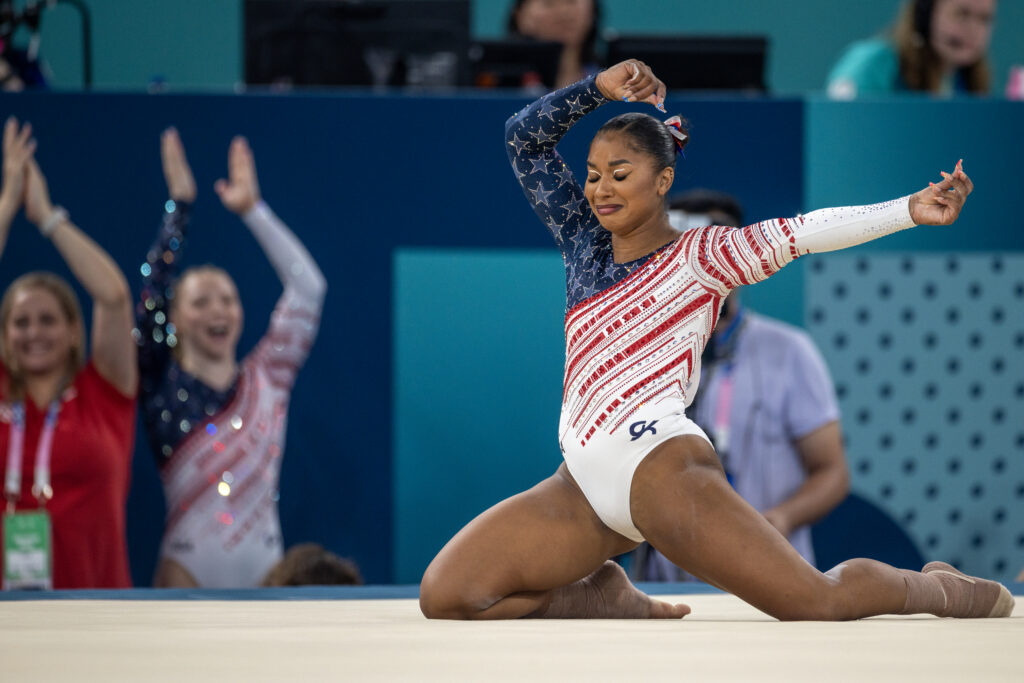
[663,115,688,148]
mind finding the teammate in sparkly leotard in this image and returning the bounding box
[136,130,326,588]
[419,60,1013,621]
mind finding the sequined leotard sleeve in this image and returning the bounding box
[687,197,915,294]
[136,199,192,460]
[243,201,327,388]
[137,199,188,381]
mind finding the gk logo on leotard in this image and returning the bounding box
[629,420,658,441]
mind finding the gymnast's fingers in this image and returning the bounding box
[630,72,662,105]
[654,80,668,111]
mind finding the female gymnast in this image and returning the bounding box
[137,130,326,588]
[0,118,137,588]
[419,60,1014,620]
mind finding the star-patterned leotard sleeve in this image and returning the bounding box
[506,76,669,309]
[505,76,607,256]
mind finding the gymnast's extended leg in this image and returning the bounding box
[419,464,690,620]
[631,435,1014,621]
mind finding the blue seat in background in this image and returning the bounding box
[813,492,925,571]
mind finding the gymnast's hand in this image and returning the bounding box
[161,127,196,203]
[908,159,973,226]
[595,59,667,111]
[214,136,261,215]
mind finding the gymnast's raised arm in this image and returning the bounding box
[215,137,326,384]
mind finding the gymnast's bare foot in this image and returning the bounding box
[540,561,690,619]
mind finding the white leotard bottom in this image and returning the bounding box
[560,401,712,542]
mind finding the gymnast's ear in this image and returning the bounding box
[657,166,675,197]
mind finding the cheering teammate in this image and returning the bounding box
[137,131,326,588]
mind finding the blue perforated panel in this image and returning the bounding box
[806,253,1024,583]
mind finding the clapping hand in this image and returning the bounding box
[161,127,197,203]
[2,117,36,206]
[214,136,261,215]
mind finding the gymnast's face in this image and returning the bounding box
[585,132,674,235]
[931,0,995,68]
[172,270,243,363]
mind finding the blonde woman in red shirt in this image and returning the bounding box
[0,118,137,589]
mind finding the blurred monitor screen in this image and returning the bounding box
[468,39,562,90]
[245,0,470,88]
[605,35,768,92]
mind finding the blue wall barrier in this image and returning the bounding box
[0,90,1019,584]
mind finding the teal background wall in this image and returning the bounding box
[25,0,242,89]
[393,250,567,581]
[27,0,1024,93]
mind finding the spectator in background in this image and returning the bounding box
[0,118,137,589]
[827,0,996,99]
[262,543,363,586]
[138,129,326,588]
[631,190,850,581]
[507,0,601,90]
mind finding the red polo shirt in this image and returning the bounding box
[0,361,135,589]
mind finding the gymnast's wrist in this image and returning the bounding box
[164,197,192,215]
[242,199,270,225]
[593,72,614,101]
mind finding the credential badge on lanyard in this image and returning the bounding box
[3,400,60,590]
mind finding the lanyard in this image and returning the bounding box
[713,366,734,455]
[4,400,61,509]
[709,307,745,456]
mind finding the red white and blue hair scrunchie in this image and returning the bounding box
[664,115,688,158]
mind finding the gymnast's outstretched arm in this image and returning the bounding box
[690,160,974,292]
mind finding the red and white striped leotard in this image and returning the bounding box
[507,77,918,540]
